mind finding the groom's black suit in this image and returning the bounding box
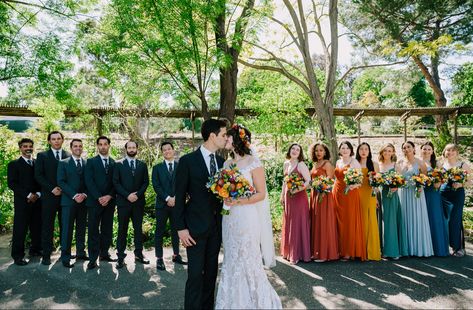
[174,147,224,310]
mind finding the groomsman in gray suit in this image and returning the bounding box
[152,141,186,271]
[85,136,117,270]
[57,139,88,268]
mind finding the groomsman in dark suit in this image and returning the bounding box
[113,141,150,269]
[84,136,117,270]
[57,139,88,268]
[7,138,42,265]
[35,131,71,265]
[152,141,186,271]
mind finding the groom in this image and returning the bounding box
[174,118,227,309]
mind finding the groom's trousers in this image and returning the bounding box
[185,224,221,310]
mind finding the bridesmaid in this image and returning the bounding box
[333,141,366,261]
[309,142,339,262]
[398,141,433,257]
[440,144,472,257]
[378,143,408,259]
[280,143,311,264]
[356,142,381,261]
[420,142,449,257]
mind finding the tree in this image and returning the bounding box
[343,0,473,138]
[452,62,473,126]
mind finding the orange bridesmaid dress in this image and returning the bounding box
[359,168,381,261]
[333,165,367,261]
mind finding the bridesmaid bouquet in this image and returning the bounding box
[411,174,431,198]
[382,171,406,198]
[368,172,384,197]
[343,168,364,195]
[284,172,305,196]
[207,164,256,215]
[427,168,447,190]
[310,176,334,203]
[446,167,469,191]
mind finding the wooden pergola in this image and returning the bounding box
[1,104,472,144]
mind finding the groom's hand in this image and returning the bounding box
[178,229,196,247]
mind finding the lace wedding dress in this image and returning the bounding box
[215,156,282,309]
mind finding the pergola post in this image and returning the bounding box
[96,113,103,136]
[400,111,411,142]
[453,109,459,144]
[354,111,364,145]
[190,112,196,150]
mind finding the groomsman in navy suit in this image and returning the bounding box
[113,141,150,269]
[7,138,42,265]
[152,141,186,271]
[85,136,117,270]
[35,131,71,265]
[57,138,88,268]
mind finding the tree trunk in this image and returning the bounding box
[218,53,238,123]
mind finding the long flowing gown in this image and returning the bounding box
[216,158,281,309]
[309,163,339,261]
[280,165,311,264]
[424,167,449,256]
[381,168,408,258]
[359,168,381,261]
[333,165,367,261]
[398,162,434,257]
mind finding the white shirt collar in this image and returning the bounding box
[21,156,33,163]
[164,159,174,166]
[52,148,62,156]
[126,156,136,163]
[71,155,82,161]
[99,154,109,161]
[200,145,214,158]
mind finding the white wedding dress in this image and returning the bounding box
[215,156,282,309]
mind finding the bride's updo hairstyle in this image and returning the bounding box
[227,124,252,158]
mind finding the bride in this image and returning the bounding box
[215,124,282,309]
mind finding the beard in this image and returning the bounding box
[127,151,137,158]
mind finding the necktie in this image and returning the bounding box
[55,151,60,160]
[76,159,82,174]
[27,159,33,166]
[130,160,135,176]
[168,162,173,174]
[103,158,109,174]
[209,154,216,176]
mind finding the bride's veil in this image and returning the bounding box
[250,145,277,268]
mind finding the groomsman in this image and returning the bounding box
[57,139,88,268]
[84,136,117,270]
[7,138,42,265]
[113,141,150,269]
[152,141,186,271]
[35,131,71,265]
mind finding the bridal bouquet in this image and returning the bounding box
[411,173,431,198]
[368,171,384,197]
[382,171,406,198]
[427,168,447,190]
[343,168,363,194]
[310,175,334,203]
[207,164,255,215]
[446,167,469,191]
[284,172,305,196]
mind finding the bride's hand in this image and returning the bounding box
[224,198,242,207]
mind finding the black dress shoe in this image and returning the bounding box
[156,258,166,271]
[87,261,97,270]
[70,254,76,259]
[76,255,90,261]
[116,260,125,269]
[14,258,28,266]
[172,255,188,265]
[62,261,75,268]
[135,255,150,264]
[100,255,118,262]
[41,256,51,265]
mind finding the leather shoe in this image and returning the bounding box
[14,258,28,266]
[156,258,166,271]
[41,256,51,265]
[100,255,118,262]
[75,254,89,261]
[62,261,75,268]
[116,260,125,269]
[135,255,150,264]
[87,261,97,270]
[172,255,187,265]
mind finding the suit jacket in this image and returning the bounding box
[34,149,71,205]
[152,160,178,209]
[57,157,87,207]
[7,157,41,207]
[112,158,149,207]
[174,148,224,237]
[84,155,116,208]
